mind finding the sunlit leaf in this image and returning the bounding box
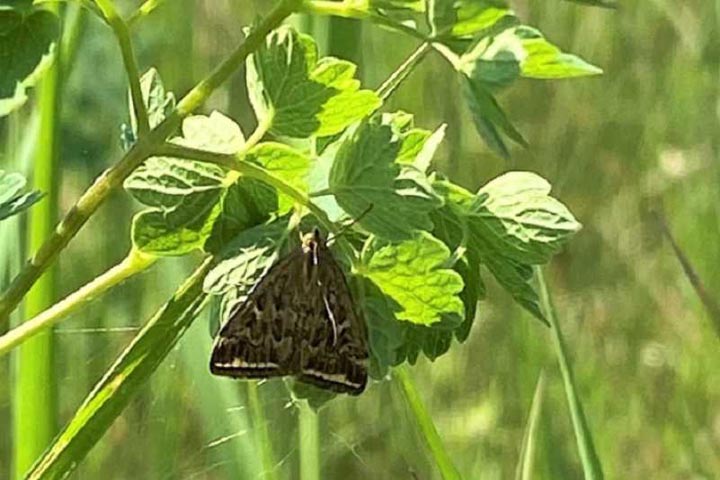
[244,142,311,213]
[247,25,381,138]
[362,232,464,326]
[427,0,512,37]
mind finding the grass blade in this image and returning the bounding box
[26,258,213,479]
[654,212,720,339]
[247,382,279,480]
[515,371,546,480]
[299,401,320,480]
[394,364,462,480]
[536,266,604,480]
[13,3,61,475]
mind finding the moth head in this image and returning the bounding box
[301,227,325,261]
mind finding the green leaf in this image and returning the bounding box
[460,24,603,85]
[0,6,59,116]
[27,259,212,480]
[203,219,290,317]
[463,78,527,159]
[124,112,255,256]
[329,114,442,241]
[432,173,579,323]
[247,25,381,138]
[204,178,278,254]
[125,156,227,255]
[474,171,582,264]
[130,68,176,134]
[0,170,43,221]
[427,0,512,38]
[362,232,464,326]
[244,142,311,213]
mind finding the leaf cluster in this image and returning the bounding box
[123,26,581,383]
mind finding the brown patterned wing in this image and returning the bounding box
[210,230,369,395]
[296,241,368,395]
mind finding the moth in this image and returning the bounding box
[210,228,369,395]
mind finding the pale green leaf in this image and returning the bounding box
[177,111,245,154]
[0,170,43,221]
[247,25,381,138]
[363,232,464,326]
[431,174,579,324]
[329,114,442,241]
[124,112,251,256]
[427,0,512,38]
[474,171,582,264]
[130,68,176,134]
[0,6,59,116]
[461,24,602,85]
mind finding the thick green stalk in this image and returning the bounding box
[394,364,461,480]
[535,266,604,480]
[0,0,299,325]
[12,2,61,475]
[298,402,320,480]
[27,258,213,479]
[247,382,279,480]
[0,250,156,358]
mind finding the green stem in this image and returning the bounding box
[128,0,166,26]
[300,0,370,19]
[0,0,299,326]
[298,402,320,480]
[535,266,604,480]
[376,42,432,102]
[0,250,156,358]
[394,364,461,480]
[301,0,431,43]
[247,382,279,480]
[94,0,150,135]
[153,143,353,260]
[13,2,62,474]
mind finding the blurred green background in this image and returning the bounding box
[1,0,719,478]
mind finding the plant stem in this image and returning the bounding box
[27,257,214,480]
[535,266,604,480]
[376,42,432,102]
[0,250,156,358]
[0,0,299,326]
[394,364,461,480]
[300,0,370,19]
[12,2,61,474]
[94,0,149,135]
[298,402,320,480]
[247,382,279,480]
[128,0,166,26]
[153,143,354,261]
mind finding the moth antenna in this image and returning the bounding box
[326,204,374,244]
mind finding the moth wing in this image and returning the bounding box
[210,251,305,378]
[297,244,369,395]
